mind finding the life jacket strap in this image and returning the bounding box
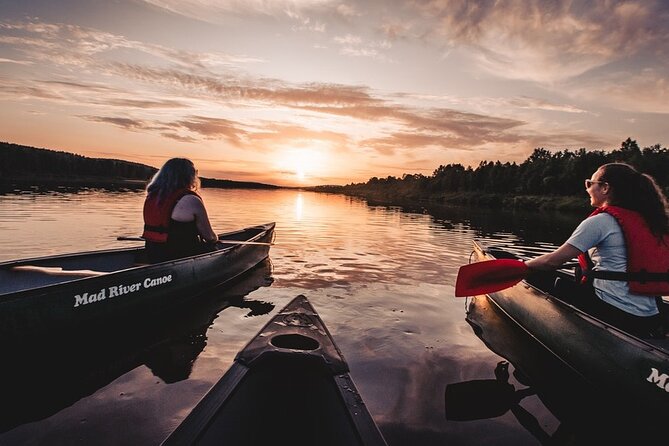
[143,224,168,234]
[585,269,669,283]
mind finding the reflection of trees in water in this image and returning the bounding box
[0,260,275,433]
[365,199,584,251]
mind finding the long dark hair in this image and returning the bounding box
[599,162,669,237]
[146,158,199,201]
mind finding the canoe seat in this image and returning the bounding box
[11,265,107,277]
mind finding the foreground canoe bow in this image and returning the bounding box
[162,295,387,446]
[0,222,275,342]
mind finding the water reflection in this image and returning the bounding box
[445,362,548,442]
[0,188,596,444]
[457,295,664,444]
[295,193,303,220]
[0,260,274,433]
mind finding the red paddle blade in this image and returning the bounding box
[455,259,528,297]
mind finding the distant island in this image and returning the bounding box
[307,138,669,212]
[0,142,280,190]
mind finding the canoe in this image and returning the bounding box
[471,241,669,419]
[448,295,662,443]
[162,294,387,446]
[0,259,274,433]
[0,222,275,342]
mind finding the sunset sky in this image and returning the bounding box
[1,0,668,186]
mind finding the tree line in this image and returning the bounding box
[315,138,669,200]
[0,142,280,190]
[0,142,157,181]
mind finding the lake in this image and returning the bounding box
[0,187,625,445]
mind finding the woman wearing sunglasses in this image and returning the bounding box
[525,162,669,338]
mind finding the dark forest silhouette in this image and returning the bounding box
[1,142,279,190]
[313,138,669,210]
[1,142,156,183]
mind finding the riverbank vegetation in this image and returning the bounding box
[1,142,156,188]
[311,138,669,212]
[1,142,279,190]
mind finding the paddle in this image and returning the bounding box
[455,259,528,297]
[116,236,273,246]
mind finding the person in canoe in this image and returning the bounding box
[526,162,669,338]
[142,158,219,263]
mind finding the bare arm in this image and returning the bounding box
[525,243,582,271]
[172,195,218,243]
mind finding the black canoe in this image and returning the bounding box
[0,222,275,342]
[471,241,669,417]
[0,260,274,433]
[162,294,387,446]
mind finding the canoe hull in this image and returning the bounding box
[162,295,387,446]
[472,242,669,416]
[0,223,275,341]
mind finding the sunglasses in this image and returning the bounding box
[584,179,606,188]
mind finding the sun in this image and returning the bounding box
[277,148,324,183]
[293,158,308,181]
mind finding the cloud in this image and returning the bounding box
[141,0,337,30]
[0,76,191,109]
[0,15,615,172]
[333,33,393,61]
[413,0,669,83]
[0,78,64,100]
[569,68,669,113]
[174,116,248,145]
[0,57,33,65]
[74,61,542,155]
[0,20,258,71]
[83,116,168,131]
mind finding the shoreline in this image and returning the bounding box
[0,177,284,192]
[2,177,590,213]
[309,187,591,213]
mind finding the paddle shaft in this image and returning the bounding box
[117,236,273,246]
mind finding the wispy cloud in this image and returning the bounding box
[569,68,669,113]
[413,0,669,83]
[0,57,33,65]
[142,0,339,30]
[0,20,259,71]
[333,33,393,61]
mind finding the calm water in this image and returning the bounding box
[0,188,601,445]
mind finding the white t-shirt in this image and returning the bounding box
[566,213,659,317]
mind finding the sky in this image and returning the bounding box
[1,0,668,186]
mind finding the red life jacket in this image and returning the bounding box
[142,189,200,243]
[577,206,669,295]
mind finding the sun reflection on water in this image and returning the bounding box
[295,193,303,221]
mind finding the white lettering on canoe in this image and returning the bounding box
[144,274,172,288]
[647,368,669,392]
[73,274,173,308]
